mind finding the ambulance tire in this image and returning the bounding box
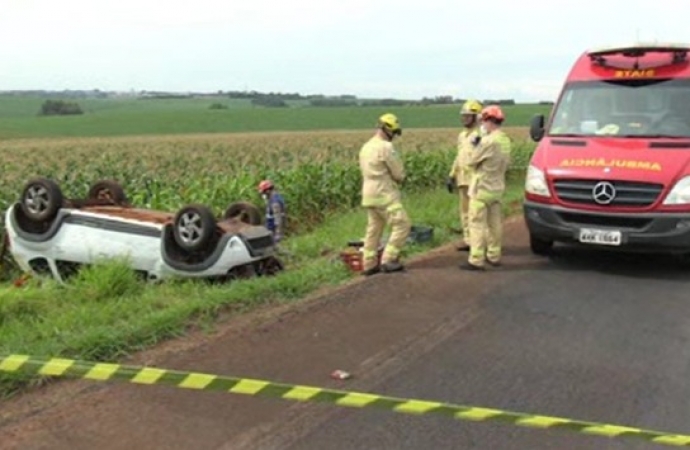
[530,234,553,256]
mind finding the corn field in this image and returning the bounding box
[0,127,535,233]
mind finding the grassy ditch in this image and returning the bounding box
[0,174,526,399]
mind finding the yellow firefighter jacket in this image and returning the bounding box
[449,126,481,187]
[359,135,405,208]
[467,129,512,202]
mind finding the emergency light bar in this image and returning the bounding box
[587,42,690,57]
[587,43,689,69]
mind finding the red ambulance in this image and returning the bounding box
[525,43,690,256]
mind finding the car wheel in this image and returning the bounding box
[224,201,263,225]
[88,180,129,205]
[20,178,63,223]
[173,204,217,252]
[530,234,553,256]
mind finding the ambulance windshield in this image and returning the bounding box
[549,78,690,138]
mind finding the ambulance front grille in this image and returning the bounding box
[553,179,664,207]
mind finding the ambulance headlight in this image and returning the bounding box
[663,176,690,205]
[525,165,551,198]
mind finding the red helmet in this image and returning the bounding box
[480,105,505,123]
[258,180,274,193]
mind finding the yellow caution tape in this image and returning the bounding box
[2,354,690,447]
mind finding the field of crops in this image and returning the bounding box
[0,127,535,233]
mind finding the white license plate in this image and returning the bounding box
[578,228,622,246]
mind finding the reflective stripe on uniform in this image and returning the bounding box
[383,243,401,258]
[386,202,403,213]
[362,197,391,207]
[363,249,378,259]
[470,248,484,258]
[475,190,503,203]
[487,245,501,260]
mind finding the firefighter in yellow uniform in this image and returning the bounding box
[359,113,411,276]
[447,99,483,251]
[461,105,512,271]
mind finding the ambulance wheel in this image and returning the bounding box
[672,252,690,267]
[530,234,553,256]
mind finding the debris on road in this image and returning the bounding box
[330,370,352,380]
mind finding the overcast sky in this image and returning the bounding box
[1,0,688,101]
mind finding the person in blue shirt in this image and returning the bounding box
[258,179,286,244]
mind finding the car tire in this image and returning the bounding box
[20,178,63,223]
[224,201,263,225]
[173,204,217,252]
[530,234,553,256]
[88,180,129,205]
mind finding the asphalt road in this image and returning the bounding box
[2,216,690,450]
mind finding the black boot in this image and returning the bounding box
[459,261,485,271]
[381,261,405,273]
[361,266,381,276]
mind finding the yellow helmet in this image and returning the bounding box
[378,113,402,136]
[460,99,483,116]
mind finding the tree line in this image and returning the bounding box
[27,91,552,116]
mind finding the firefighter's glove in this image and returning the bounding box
[446,176,455,194]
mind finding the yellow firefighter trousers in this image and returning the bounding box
[468,198,502,266]
[362,203,411,270]
[458,186,470,244]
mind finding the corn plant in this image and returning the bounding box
[0,128,534,235]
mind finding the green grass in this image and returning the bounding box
[0,174,526,398]
[0,95,551,140]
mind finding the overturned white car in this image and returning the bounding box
[5,178,284,283]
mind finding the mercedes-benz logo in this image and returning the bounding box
[592,181,616,205]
